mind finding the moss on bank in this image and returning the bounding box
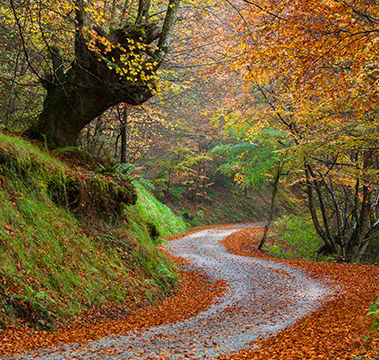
[0,132,187,330]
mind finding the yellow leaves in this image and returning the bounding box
[5,0,77,59]
[238,0,378,155]
[234,172,245,185]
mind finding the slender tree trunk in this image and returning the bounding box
[114,133,120,159]
[120,107,129,163]
[304,151,376,260]
[120,125,127,163]
[258,164,283,250]
[347,151,373,258]
[304,163,337,253]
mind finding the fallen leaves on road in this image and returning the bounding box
[222,228,379,360]
[0,225,377,360]
[0,260,226,356]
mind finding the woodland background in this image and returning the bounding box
[0,0,378,262]
[0,2,378,357]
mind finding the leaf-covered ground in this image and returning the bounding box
[0,225,377,359]
[0,263,225,355]
[222,228,379,360]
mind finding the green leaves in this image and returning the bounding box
[211,128,287,190]
[368,299,378,335]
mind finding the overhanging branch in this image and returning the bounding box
[9,0,42,81]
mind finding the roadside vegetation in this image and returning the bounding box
[261,214,379,266]
[0,133,187,330]
[264,215,322,261]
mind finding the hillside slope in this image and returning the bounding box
[163,182,297,227]
[0,133,187,331]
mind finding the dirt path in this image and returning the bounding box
[4,224,332,360]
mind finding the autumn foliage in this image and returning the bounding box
[0,226,377,359]
[211,0,379,260]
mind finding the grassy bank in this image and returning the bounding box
[0,132,187,330]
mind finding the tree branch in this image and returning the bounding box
[156,0,181,60]
[240,0,287,21]
[75,0,86,58]
[9,0,42,81]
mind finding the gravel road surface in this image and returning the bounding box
[7,224,332,359]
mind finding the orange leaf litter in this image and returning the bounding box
[221,228,379,360]
[0,225,377,359]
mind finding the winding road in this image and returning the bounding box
[8,224,331,360]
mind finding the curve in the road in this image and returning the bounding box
[8,224,332,360]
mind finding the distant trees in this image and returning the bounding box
[153,144,212,201]
[4,0,181,146]
[0,6,43,128]
[79,103,167,162]
[212,128,289,249]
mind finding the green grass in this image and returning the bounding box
[0,174,130,324]
[0,133,67,172]
[125,181,188,289]
[0,133,188,329]
[128,181,187,238]
[265,214,326,261]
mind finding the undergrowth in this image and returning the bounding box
[0,133,187,330]
[265,214,326,261]
[126,181,187,290]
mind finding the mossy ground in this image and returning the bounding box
[0,132,187,330]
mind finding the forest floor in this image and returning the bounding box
[0,224,378,360]
[221,227,379,360]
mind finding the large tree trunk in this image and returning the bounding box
[26,31,155,147]
[24,0,181,147]
[27,66,152,146]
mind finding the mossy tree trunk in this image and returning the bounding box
[24,0,181,147]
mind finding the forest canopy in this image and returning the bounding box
[215,0,379,260]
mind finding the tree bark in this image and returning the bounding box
[24,0,181,147]
[258,163,282,250]
[120,107,129,163]
[27,66,151,146]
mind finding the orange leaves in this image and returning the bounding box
[222,228,379,360]
[215,2,379,238]
[3,224,15,237]
[0,225,377,359]
[0,255,226,357]
[226,0,378,132]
